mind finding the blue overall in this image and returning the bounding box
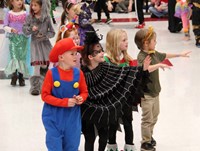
[42,67,81,151]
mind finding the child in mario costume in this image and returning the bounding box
[41,38,88,151]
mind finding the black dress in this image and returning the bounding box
[81,62,149,127]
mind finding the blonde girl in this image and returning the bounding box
[105,29,135,66]
[3,0,29,86]
[105,29,137,151]
[23,0,55,95]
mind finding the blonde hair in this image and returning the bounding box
[106,29,132,65]
[134,26,156,50]
[8,0,26,11]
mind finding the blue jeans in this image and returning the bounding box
[149,6,168,18]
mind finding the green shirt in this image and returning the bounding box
[104,56,129,67]
[137,50,166,97]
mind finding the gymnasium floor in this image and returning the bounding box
[0,4,200,151]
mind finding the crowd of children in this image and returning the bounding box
[1,0,194,151]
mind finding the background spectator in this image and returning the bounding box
[115,0,134,13]
[149,0,168,18]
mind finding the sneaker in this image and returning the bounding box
[105,18,112,24]
[124,144,137,151]
[96,19,102,23]
[141,143,155,151]
[135,22,145,29]
[151,137,156,146]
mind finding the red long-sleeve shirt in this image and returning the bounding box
[41,67,88,107]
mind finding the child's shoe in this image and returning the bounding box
[40,66,49,77]
[18,73,25,86]
[141,142,155,151]
[29,76,44,95]
[124,144,137,151]
[96,19,102,23]
[151,137,156,146]
[105,18,112,24]
[135,22,145,29]
[10,71,18,86]
[183,32,190,41]
[107,144,118,151]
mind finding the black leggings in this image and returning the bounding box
[108,106,134,145]
[95,0,110,20]
[135,0,144,24]
[82,120,108,151]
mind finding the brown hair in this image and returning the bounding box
[8,0,26,11]
[106,29,133,65]
[30,0,42,16]
[134,27,156,50]
[81,43,102,66]
[60,2,75,26]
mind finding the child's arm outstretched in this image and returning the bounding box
[166,50,191,59]
[148,50,191,72]
[148,63,171,72]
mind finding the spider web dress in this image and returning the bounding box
[81,62,149,127]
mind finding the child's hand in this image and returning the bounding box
[32,26,38,31]
[68,98,77,107]
[143,55,151,71]
[159,63,171,71]
[73,95,83,105]
[11,28,18,34]
[179,50,192,57]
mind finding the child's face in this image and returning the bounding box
[11,0,23,11]
[31,1,41,15]
[60,50,78,68]
[89,43,104,63]
[66,5,76,19]
[119,32,128,51]
[69,31,80,45]
[148,34,157,50]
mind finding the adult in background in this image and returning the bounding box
[168,0,182,33]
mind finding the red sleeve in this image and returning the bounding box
[78,70,88,103]
[129,59,138,66]
[41,70,69,107]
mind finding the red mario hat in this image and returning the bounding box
[49,38,83,62]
